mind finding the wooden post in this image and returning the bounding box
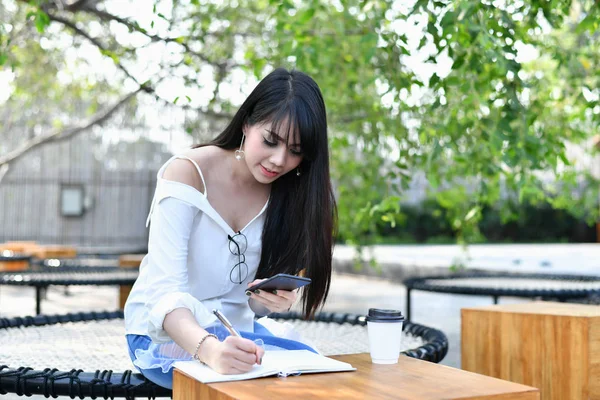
[118,254,145,309]
[462,301,600,400]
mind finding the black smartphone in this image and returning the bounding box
[247,273,311,292]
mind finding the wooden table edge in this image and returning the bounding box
[173,353,540,400]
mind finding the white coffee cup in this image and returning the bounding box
[366,308,405,364]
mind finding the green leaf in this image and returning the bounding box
[558,152,570,166]
[465,206,480,221]
[34,10,51,33]
[299,8,315,24]
[440,11,455,29]
[576,12,598,34]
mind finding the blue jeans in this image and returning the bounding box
[126,322,316,389]
[126,334,174,389]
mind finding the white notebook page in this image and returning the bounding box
[174,350,355,383]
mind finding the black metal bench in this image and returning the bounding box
[567,293,600,305]
[0,268,138,315]
[0,310,448,398]
[403,272,600,320]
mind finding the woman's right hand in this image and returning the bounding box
[201,336,264,374]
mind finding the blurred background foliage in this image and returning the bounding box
[1,0,599,246]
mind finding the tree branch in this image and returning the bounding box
[46,12,142,85]
[0,164,9,183]
[81,7,242,69]
[208,64,227,108]
[150,91,234,120]
[64,0,100,12]
[0,89,142,168]
[29,1,246,70]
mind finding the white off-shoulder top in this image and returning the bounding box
[124,155,268,343]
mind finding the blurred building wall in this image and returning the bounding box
[0,129,172,251]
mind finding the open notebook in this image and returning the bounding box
[173,350,356,383]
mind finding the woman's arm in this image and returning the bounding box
[164,308,263,374]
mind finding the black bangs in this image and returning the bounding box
[264,100,319,162]
[241,69,326,163]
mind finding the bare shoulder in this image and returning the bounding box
[162,148,208,193]
[162,146,224,193]
[162,157,204,193]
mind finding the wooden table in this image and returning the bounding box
[173,353,539,400]
[462,301,600,400]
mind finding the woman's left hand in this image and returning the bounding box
[246,279,297,313]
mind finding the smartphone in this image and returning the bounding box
[247,273,311,292]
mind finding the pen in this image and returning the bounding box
[213,309,263,365]
[212,309,241,337]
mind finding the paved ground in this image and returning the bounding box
[1,243,599,399]
[333,243,600,276]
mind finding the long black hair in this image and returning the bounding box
[197,68,336,318]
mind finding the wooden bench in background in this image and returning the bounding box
[33,245,77,259]
[0,241,38,253]
[0,255,31,271]
[118,253,145,309]
[0,242,77,260]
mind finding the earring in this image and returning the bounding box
[235,134,245,160]
[296,168,301,176]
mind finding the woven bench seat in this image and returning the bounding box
[0,310,448,399]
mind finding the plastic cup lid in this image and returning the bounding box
[366,308,405,322]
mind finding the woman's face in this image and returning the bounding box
[242,121,304,184]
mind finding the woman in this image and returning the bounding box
[124,68,336,388]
